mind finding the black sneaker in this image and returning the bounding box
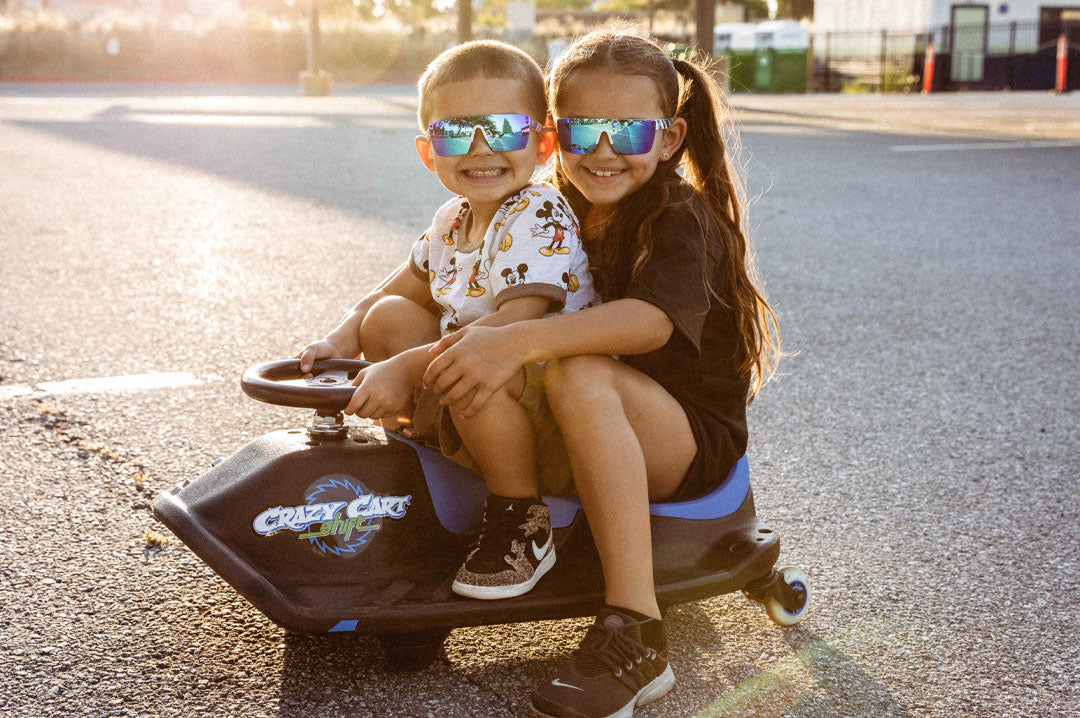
[530,608,674,718]
[451,494,555,600]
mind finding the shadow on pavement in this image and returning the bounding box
[8,101,441,226]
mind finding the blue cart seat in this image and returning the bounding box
[395,432,749,534]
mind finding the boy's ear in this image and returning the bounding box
[660,117,687,158]
[415,135,437,172]
[535,120,557,165]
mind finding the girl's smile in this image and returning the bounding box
[554,69,686,213]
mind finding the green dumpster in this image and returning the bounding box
[752,21,809,93]
[714,23,756,92]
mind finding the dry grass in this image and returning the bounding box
[0,9,480,81]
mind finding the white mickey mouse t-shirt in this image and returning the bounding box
[409,183,598,335]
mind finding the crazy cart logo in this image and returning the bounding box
[252,474,410,557]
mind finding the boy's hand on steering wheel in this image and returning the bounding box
[344,358,414,420]
[296,339,341,376]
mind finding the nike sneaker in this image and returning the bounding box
[530,608,674,718]
[451,494,555,600]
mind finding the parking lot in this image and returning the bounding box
[0,85,1077,717]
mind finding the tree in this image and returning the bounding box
[730,0,769,21]
[776,0,813,21]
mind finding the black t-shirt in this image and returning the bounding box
[615,193,750,501]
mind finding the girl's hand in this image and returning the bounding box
[344,358,414,420]
[296,339,342,375]
[424,325,525,418]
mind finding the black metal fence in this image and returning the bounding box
[814,20,1080,92]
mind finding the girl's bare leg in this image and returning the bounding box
[544,355,697,619]
[449,370,536,498]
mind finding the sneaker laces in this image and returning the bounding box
[466,499,521,563]
[574,614,657,687]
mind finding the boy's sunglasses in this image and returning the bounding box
[426,113,546,156]
[555,117,672,155]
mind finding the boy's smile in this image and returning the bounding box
[416,77,554,232]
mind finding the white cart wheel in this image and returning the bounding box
[764,566,810,627]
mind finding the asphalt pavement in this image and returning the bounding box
[0,85,1078,717]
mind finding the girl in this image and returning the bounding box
[424,31,780,718]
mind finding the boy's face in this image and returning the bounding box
[415,77,554,214]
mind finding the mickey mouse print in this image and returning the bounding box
[409,183,598,336]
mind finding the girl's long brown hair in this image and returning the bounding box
[546,30,781,401]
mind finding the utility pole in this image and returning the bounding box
[458,0,472,44]
[301,0,331,96]
[694,0,714,57]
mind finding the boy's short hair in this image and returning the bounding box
[417,41,547,129]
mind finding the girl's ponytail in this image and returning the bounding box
[670,57,741,229]
[672,54,781,400]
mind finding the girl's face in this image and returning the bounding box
[555,68,686,218]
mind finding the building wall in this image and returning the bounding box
[812,0,932,33]
[928,0,1052,29]
[815,0,1078,34]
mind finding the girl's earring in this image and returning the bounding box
[662,152,670,159]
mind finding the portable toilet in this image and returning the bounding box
[751,20,810,92]
[715,23,757,92]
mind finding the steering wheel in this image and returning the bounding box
[240,359,370,413]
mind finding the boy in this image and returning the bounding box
[297,41,597,600]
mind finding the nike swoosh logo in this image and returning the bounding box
[532,532,552,562]
[551,678,583,691]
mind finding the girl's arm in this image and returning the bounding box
[298,262,433,372]
[423,298,674,417]
[343,294,551,419]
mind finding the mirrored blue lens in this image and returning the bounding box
[428,113,534,156]
[555,119,663,155]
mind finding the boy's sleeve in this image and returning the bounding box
[408,229,432,282]
[490,188,576,312]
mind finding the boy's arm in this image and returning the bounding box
[299,262,433,373]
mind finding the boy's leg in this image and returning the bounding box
[449,370,555,600]
[358,295,439,361]
[359,296,439,429]
[448,369,534,498]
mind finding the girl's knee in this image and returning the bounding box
[544,355,617,406]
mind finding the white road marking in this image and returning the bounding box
[0,385,35,400]
[891,139,1080,152]
[125,112,330,128]
[0,372,203,401]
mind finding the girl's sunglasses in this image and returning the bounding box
[555,117,673,155]
[426,113,546,156]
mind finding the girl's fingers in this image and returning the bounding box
[351,367,367,387]
[447,387,479,417]
[428,331,466,356]
[439,374,477,407]
[430,362,463,396]
[423,352,453,388]
[463,386,496,418]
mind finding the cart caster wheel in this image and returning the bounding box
[378,629,450,671]
[764,566,810,627]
